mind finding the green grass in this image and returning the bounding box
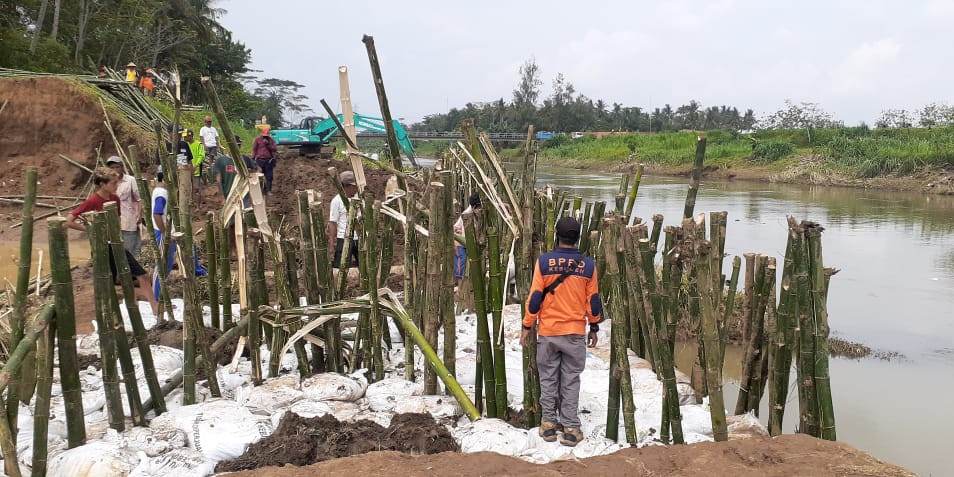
[502,128,954,178]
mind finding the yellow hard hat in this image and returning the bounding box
[127,62,136,68]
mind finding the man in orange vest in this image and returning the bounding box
[521,216,602,447]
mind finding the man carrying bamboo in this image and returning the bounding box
[521,216,601,447]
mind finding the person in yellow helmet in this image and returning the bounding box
[125,62,139,84]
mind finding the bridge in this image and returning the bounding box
[346,131,529,142]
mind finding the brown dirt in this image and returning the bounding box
[140,319,236,366]
[215,412,458,473]
[229,433,913,477]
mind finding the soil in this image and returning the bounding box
[140,319,237,366]
[228,433,913,477]
[215,412,458,473]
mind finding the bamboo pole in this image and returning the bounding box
[602,218,637,444]
[423,182,445,394]
[623,228,659,371]
[793,221,818,436]
[216,214,232,331]
[806,223,836,441]
[47,217,86,447]
[31,320,54,477]
[741,253,756,342]
[754,257,777,413]
[0,394,19,477]
[245,233,264,385]
[624,164,644,223]
[309,194,339,371]
[735,254,767,415]
[403,191,418,381]
[694,239,728,441]
[366,200,385,381]
[103,203,165,416]
[85,212,124,431]
[298,191,324,372]
[721,256,742,364]
[440,172,457,385]
[637,238,684,444]
[362,34,418,170]
[7,167,37,429]
[769,226,797,436]
[683,137,707,219]
[206,213,220,330]
[464,210,497,417]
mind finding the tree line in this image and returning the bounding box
[0,0,311,127]
[411,57,758,134]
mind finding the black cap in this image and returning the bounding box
[469,193,481,209]
[555,217,581,243]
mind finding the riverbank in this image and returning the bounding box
[494,128,954,194]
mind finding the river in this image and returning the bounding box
[533,164,954,476]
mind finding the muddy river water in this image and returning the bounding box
[533,165,954,476]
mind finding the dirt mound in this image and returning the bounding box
[215,412,458,473]
[0,77,154,197]
[227,433,913,477]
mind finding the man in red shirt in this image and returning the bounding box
[252,127,278,194]
[67,167,159,315]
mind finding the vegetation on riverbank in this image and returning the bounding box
[497,127,954,191]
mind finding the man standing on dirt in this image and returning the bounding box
[199,116,219,161]
[105,156,143,257]
[213,136,258,206]
[150,172,206,301]
[184,129,205,188]
[329,171,359,269]
[252,127,278,194]
[521,216,601,447]
[66,167,159,316]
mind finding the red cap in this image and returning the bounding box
[204,116,212,122]
[261,127,270,136]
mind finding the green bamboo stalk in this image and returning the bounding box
[216,214,232,331]
[7,167,37,429]
[440,172,457,385]
[545,196,556,250]
[683,137,707,219]
[721,256,742,365]
[31,320,54,476]
[660,227,678,365]
[85,212,124,431]
[298,191,324,372]
[464,211,497,417]
[613,193,625,216]
[624,164,644,222]
[792,221,817,436]
[423,182,445,395]
[47,217,86,447]
[603,218,637,444]
[402,191,418,381]
[806,223,836,441]
[735,254,767,415]
[246,233,264,385]
[623,228,658,371]
[175,167,221,401]
[309,195,339,371]
[579,202,593,252]
[754,257,777,413]
[637,238,683,444]
[572,196,582,218]
[741,252,756,342]
[281,238,311,377]
[206,213,220,330]
[693,239,728,441]
[363,34,419,170]
[103,203,165,416]
[648,214,663,251]
[0,394,19,477]
[769,226,797,436]
[620,225,643,358]
[367,200,385,381]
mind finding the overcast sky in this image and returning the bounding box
[218,0,954,126]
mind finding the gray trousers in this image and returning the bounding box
[537,334,586,428]
[122,230,142,257]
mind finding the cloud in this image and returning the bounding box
[831,38,901,95]
[555,30,657,89]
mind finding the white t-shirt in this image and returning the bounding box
[329,194,359,239]
[199,126,219,148]
[151,185,171,233]
[116,175,141,232]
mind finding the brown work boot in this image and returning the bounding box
[559,427,584,447]
[539,420,561,442]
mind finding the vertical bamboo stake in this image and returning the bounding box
[683,136,707,219]
[735,254,767,415]
[403,191,418,381]
[423,182,445,394]
[309,194,339,371]
[216,215,232,331]
[603,218,637,444]
[741,252,757,342]
[103,203,165,416]
[769,226,797,436]
[637,238,684,444]
[624,164,644,222]
[206,213,220,330]
[464,211,496,417]
[7,167,37,429]
[298,191,324,371]
[366,200,386,381]
[85,212,124,431]
[807,223,836,441]
[0,394,21,476]
[754,257,777,413]
[246,233,264,385]
[694,239,728,441]
[440,172,457,384]
[31,320,54,476]
[721,256,742,364]
[792,221,817,436]
[362,34,419,170]
[47,217,86,446]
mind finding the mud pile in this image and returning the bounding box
[215,412,458,472]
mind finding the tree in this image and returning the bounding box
[29,0,47,53]
[512,56,542,107]
[251,77,313,127]
[917,103,954,128]
[875,109,914,128]
[758,100,841,139]
[49,0,59,39]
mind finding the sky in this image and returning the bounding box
[217,0,954,126]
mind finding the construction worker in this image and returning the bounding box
[184,129,205,187]
[252,126,278,194]
[199,116,219,160]
[521,216,602,447]
[328,171,359,268]
[105,156,142,257]
[66,167,159,316]
[139,69,155,96]
[150,172,207,301]
[125,62,138,84]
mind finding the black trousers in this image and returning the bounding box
[333,238,359,268]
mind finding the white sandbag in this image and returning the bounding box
[365,377,422,412]
[102,426,188,457]
[234,374,303,414]
[727,411,769,439]
[284,400,334,419]
[300,371,368,402]
[47,440,141,477]
[456,418,531,456]
[149,398,272,462]
[129,448,217,477]
[522,431,626,463]
[390,395,462,419]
